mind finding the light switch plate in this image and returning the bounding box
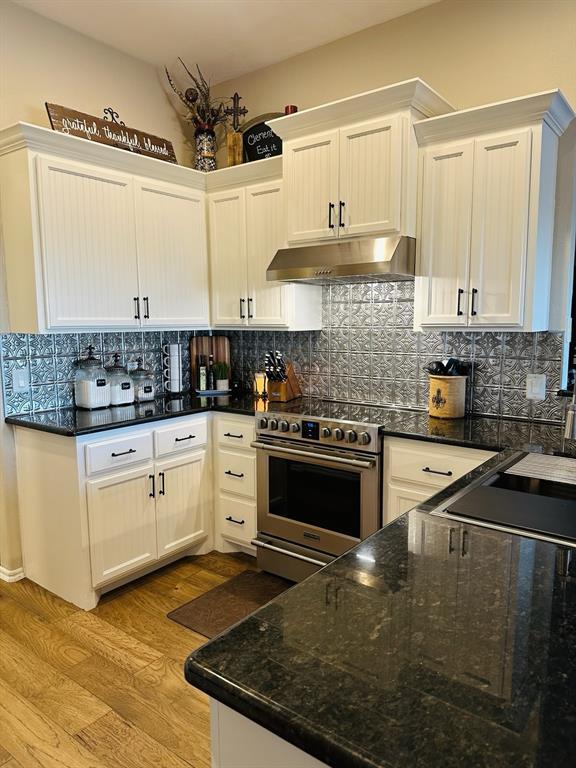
[12,365,30,393]
[526,373,546,400]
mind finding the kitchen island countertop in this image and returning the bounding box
[185,471,576,767]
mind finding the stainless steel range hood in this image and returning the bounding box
[266,235,416,284]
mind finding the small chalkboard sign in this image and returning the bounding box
[242,113,283,163]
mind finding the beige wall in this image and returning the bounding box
[0,0,191,164]
[214,0,576,123]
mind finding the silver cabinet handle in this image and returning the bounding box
[251,539,328,568]
[251,441,375,469]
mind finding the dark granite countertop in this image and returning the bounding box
[185,487,576,768]
[4,394,258,436]
[5,395,575,456]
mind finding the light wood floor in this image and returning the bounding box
[0,551,256,768]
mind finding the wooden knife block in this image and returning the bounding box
[267,363,302,403]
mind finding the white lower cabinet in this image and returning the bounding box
[383,437,496,524]
[87,463,157,587]
[85,419,211,589]
[13,414,214,609]
[156,451,210,558]
[214,414,257,550]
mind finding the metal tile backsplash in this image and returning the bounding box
[229,283,566,423]
[0,331,195,415]
[0,283,565,422]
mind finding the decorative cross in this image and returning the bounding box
[224,92,248,132]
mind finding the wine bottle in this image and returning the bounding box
[207,354,215,390]
[197,355,207,391]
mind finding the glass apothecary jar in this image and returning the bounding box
[106,354,134,406]
[74,346,111,410]
[131,358,156,403]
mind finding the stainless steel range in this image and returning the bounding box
[251,410,382,581]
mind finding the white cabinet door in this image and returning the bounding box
[284,130,339,243]
[135,180,209,327]
[209,188,248,326]
[417,141,473,327]
[155,451,210,558]
[87,464,157,587]
[339,116,402,237]
[246,180,285,326]
[385,482,431,524]
[469,129,531,327]
[36,155,139,329]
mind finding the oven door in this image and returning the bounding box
[253,438,381,557]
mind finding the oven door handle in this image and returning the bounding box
[251,441,375,469]
[251,539,328,568]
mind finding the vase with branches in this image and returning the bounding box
[165,60,229,171]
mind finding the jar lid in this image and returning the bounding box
[131,357,152,379]
[105,353,128,374]
[76,345,103,368]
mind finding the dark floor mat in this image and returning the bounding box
[167,570,292,638]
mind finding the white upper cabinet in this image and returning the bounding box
[135,179,209,328]
[0,123,208,332]
[468,130,531,327]
[208,188,248,327]
[414,90,575,331]
[338,115,402,237]
[270,79,454,245]
[284,130,339,242]
[207,161,322,330]
[417,141,474,326]
[36,156,140,329]
[246,180,286,326]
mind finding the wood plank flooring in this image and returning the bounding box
[0,552,256,768]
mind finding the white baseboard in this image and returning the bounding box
[0,565,25,582]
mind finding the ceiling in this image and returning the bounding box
[12,0,442,83]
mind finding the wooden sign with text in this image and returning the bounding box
[45,103,178,164]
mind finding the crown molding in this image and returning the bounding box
[0,122,207,191]
[268,78,455,141]
[0,122,283,193]
[414,90,575,146]
[205,156,282,191]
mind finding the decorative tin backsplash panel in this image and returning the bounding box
[229,283,565,423]
[0,283,566,423]
[0,331,195,415]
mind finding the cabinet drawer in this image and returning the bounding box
[216,418,255,450]
[154,418,208,457]
[85,432,153,476]
[218,494,256,545]
[218,450,256,498]
[387,440,495,489]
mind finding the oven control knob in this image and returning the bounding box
[358,431,371,446]
[269,419,278,430]
[258,417,269,429]
[345,430,357,443]
[291,422,300,433]
[279,420,289,432]
[321,427,332,438]
[333,428,344,441]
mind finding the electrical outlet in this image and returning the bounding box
[526,373,546,400]
[12,364,30,393]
